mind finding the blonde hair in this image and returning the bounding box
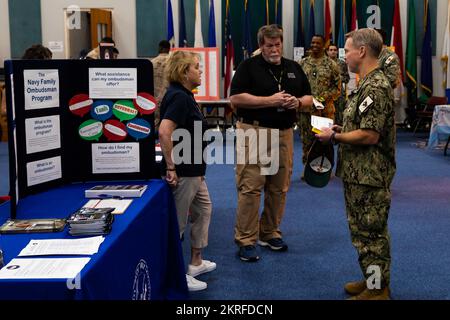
[165,51,200,84]
[345,28,383,58]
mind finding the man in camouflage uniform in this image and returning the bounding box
[151,40,171,129]
[376,29,401,90]
[316,28,395,300]
[299,35,340,171]
[327,44,350,126]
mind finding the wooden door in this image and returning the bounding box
[90,9,112,49]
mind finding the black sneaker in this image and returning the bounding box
[238,245,260,262]
[258,238,288,251]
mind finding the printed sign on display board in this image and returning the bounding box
[4,59,158,218]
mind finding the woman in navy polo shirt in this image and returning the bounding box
[159,51,215,292]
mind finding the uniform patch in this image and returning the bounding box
[287,73,296,79]
[386,56,394,65]
[359,96,374,113]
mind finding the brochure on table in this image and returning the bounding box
[4,59,159,218]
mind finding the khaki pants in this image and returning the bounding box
[234,122,293,247]
[171,176,212,249]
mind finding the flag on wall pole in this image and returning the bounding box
[442,0,450,101]
[391,0,404,82]
[208,0,216,47]
[421,0,433,97]
[266,0,270,25]
[275,0,282,26]
[243,0,253,60]
[324,0,332,48]
[224,0,235,100]
[296,0,305,47]
[194,0,204,47]
[179,0,187,47]
[405,0,417,104]
[337,0,347,48]
[167,0,175,47]
[307,0,316,47]
[350,0,358,31]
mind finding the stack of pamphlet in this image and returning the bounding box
[85,185,147,198]
[0,218,66,234]
[67,207,114,236]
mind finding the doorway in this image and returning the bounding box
[64,8,113,59]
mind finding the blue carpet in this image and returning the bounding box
[182,130,450,300]
[1,131,449,300]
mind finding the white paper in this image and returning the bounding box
[48,41,64,53]
[311,115,334,131]
[25,115,61,154]
[18,236,105,257]
[294,47,305,61]
[26,156,62,187]
[92,143,140,174]
[89,68,137,99]
[24,69,59,110]
[312,97,325,110]
[208,50,218,98]
[0,258,90,279]
[84,199,133,214]
[339,48,346,60]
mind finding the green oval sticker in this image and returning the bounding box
[113,100,138,122]
[79,119,103,141]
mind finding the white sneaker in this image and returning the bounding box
[187,260,217,277]
[186,274,207,291]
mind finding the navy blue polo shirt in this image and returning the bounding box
[159,82,207,177]
[231,54,311,128]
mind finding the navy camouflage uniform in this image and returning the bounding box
[336,68,396,288]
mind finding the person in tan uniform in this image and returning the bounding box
[151,40,171,129]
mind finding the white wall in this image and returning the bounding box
[430,0,447,97]
[40,0,137,59]
[0,0,11,65]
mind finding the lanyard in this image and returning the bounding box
[268,68,284,92]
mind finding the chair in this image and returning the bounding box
[413,96,448,134]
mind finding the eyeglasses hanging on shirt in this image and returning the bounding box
[268,66,287,112]
[268,68,284,92]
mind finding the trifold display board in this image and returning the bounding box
[5,59,158,217]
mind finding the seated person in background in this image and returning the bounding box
[86,37,116,59]
[21,44,53,60]
[112,47,120,59]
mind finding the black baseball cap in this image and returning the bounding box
[304,139,334,188]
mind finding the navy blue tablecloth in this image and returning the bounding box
[0,180,188,300]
